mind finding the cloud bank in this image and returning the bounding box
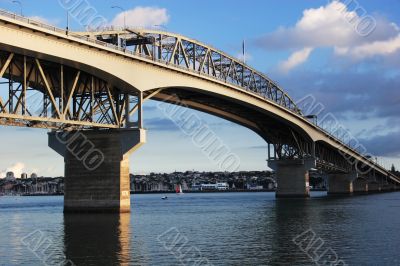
[111,6,169,28]
[0,162,25,178]
[256,1,400,72]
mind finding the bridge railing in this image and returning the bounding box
[0,9,144,54]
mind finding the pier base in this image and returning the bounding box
[368,182,381,193]
[353,178,368,194]
[268,158,315,198]
[381,184,394,192]
[49,129,146,213]
[328,173,355,195]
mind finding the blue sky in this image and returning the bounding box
[0,0,400,177]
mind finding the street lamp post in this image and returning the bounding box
[242,40,246,64]
[66,10,70,35]
[12,0,22,16]
[111,6,126,30]
[304,114,318,126]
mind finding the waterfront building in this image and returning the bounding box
[5,172,15,181]
[200,183,229,191]
[191,184,202,191]
[201,183,218,190]
[216,183,229,190]
[247,184,264,190]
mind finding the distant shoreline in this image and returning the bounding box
[132,189,275,194]
[131,188,327,194]
[5,189,327,197]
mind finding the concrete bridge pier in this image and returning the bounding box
[368,182,381,193]
[268,158,316,198]
[353,178,368,194]
[49,129,146,213]
[381,183,395,192]
[327,173,356,195]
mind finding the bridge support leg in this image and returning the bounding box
[48,129,146,213]
[381,184,390,192]
[353,178,368,194]
[327,173,355,195]
[381,183,395,192]
[368,182,381,193]
[268,159,315,198]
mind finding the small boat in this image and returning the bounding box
[175,184,184,195]
[161,196,168,200]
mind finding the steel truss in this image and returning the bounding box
[0,51,142,130]
[267,129,353,174]
[315,143,353,173]
[267,130,313,160]
[80,29,301,114]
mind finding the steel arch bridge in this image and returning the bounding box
[0,9,399,197]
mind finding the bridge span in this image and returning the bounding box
[0,10,398,212]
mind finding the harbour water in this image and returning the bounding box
[1,192,400,265]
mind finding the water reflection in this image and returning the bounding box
[268,196,353,265]
[2,193,400,265]
[268,198,315,265]
[63,213,131,266]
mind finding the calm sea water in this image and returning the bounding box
[1,192,400,265]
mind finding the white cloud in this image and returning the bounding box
[335,34,400,58]
[279,47,313,73]
[0,162,25,178]
[111,7,169,28]
[257,0,400,66]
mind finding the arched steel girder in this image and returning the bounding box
[75,28,301,115]
[147,86,315,160]
[153,87,312,137]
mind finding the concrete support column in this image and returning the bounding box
[353,178,368,194]
[368,182,381,193]
[49,129,146,213]
[381,183,394,192]
[328,173,356,195]
[268,158,316,198]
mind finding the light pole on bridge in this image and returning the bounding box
[111,6,126,30]
[304,114,318,126]
[66,10,70,35]
[12,0,22,16]
[242,40,246,64]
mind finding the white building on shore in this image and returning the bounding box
[192,183,229,191]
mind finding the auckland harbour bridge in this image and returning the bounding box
[0,10,398,213]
